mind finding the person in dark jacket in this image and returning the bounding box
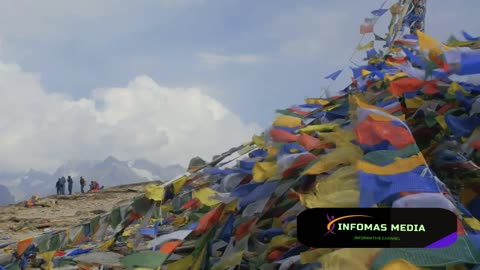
[60,176,66,195]
[79,176,86,193]
[67,176,73,195]
[56,179,61,195]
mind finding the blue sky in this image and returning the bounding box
[0,0,479,172]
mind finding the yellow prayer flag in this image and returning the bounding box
[96,237,115,251]
[357,40,374,51]
[384,72,408,82]
[267,146,279,157]
[356,155,425,175]
[448,40,478,47]
[354,96,406,122]
[211,251,244,270]
[252,161,278,182]
[296,124,339,133]
[273,115,302,128]
[192,246,207,270]
[448,82,470,96]
[161,204,173,213]
[268,235,297,251]
[416,30,449,54]
[303,143,362,175]
[304,170,360,209]
[305,98,330,105]
[225,199,238,212]
[319,248,382,270]
[252,134,266,148]
[361,69,372,77]
[435,115,448,130]
[324,104,341,111]
[285,221,297,234]
[465,218,480,230]
[165,255,193,270]
[298,190,360,208]
[385,60,401,67]
[300,248,335,264]
[389,47,402,53]
[171,216,189,227]
[316,130,357,145]
[314,166,358,194]
[145,184,165,201]
[192,188,221,207]
[39,251,56,270]
[405,96,425,109]
[172,176,188,195]
[381,259,424,270]
[272,217,282,228]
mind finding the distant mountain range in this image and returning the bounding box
[0,156,185,204]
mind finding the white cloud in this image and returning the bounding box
[198,52,266,70]
[0,60,261,173]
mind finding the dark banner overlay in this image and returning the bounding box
[297,208,457,248]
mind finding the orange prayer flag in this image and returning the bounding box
[160,240,183,254]
[17,238,34,256]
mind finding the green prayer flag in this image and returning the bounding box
[275,109,304,118]
[110,208,122,229]
[120,251,169,269]
[34,233,50,253]
[371,236,480,269]
[90,216,101,236]
[362,144,419,165]
[6,261,19,270]
[193,226,217,258]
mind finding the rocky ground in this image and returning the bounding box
[0,182,157,246]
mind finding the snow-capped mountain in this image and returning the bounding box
[0,156,185,203]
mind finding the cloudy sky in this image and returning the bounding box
[0,0,478,173]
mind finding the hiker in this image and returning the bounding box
[55,179,61,195]
[80,176,86,193]
[88,181,101,192]
[60,176,66,195]
[93,181,100,190]
[67,176,73,195]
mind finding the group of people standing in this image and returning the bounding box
[55,176,88,195]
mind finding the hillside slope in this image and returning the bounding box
[0,182,154,246]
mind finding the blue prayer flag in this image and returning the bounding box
[358,166,441,207]
[371,8,388,17]
[462,30,480,41]
[324,69,342,80]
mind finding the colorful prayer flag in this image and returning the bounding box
[324,69,342,80]
[357,40,374,51]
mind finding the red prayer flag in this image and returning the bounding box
[297,133,322,151]
[235,217,258,241]
[389,77,425,96]
[270,129,299,143]
[360,24,374,34]
[470,139,480,151]
[195,204,225,234]
[355,116,416,149]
